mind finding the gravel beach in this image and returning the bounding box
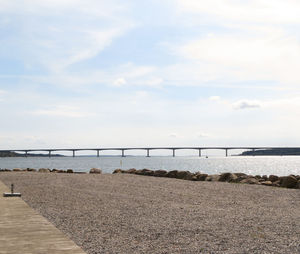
[0,172,299,254]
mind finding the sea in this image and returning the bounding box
[1,156,300,176]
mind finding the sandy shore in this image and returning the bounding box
[0,172,299,254]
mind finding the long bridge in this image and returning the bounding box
[0,147,298,157]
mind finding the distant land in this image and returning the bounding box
[240,148,300,156]
[0,151,64,157]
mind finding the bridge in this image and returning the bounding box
[0,147,298,157]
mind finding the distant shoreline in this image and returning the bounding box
[0,151,64,157]
[240,148,300,156]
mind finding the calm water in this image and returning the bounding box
[1,156,300,176]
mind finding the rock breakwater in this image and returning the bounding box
[113,168,300,189]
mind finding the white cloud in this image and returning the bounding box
[113,78,127,87]
[209,96,220,101]
[176,0,300,25]
[31,105,95,118]
[0,0,135,72]
[232,100,262,110]
[178,32,300,85]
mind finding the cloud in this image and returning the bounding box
[113,78,127,87]
[232,100,262,110]
[31,105,95,118]
[176,0,300,25]
[0,0,135,72]
[209,96,220,101]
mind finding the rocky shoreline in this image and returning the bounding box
[1,167,299,189]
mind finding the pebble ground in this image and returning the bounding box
[0,172,299,254]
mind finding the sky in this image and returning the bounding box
[1,0,300,151]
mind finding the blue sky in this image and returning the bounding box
[1,0,300,150]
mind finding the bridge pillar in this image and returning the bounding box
[252,149,255,156]
[198,149,201,157]
[225,149,228,157]
[121,150,125,157]
[48,151,51,158]
[97,150,100,157]
[172,149,176,157]
[25,151,28,158]
[146,149,150,157]
[72,150,75,157]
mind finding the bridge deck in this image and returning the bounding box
[0,181,86,254]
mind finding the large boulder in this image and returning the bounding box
[13,168,22,172]
[153,170,168,177]
[261,181,273,186]
[176,171,193,180]
[240,177,259,185]
[126,168,137,174]
[166,170,179,178]
[89,168,102,174]
[268,175,279,182]
[113,169,124,174]
[194,173,208,181]
[206,174,220,182]
[219,173,238,182]
[26,168,36,172]
[280,175,298,188]
[66,169,73,173]
[135,169,154,176]
[38,168,50,173]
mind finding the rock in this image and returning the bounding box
[52,169,59,173]
[66,169,73,173]
[89,168,102,174]
[268,175,279,182]
[280,175,298,188]
[38,168,50,173]
[13,168,22,172]
[272,180,281,187]
[138,169,154,176]
[219,173,238,182]
[206,174,220,182]
[262,175,268,181]
[166,170,179,178]
[255,175,262,179]
[261,181,273,186]
[57,170,66,173]
[113,169,124,174]
[194,173,208,181]
[26,168,36,172]
[240,177,259,185]
[153,170,167,177]
[176,171,193,180]
[126,168,137,174]
[297,180,300,189]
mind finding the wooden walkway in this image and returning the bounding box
[0,181,86,254]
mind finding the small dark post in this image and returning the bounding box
[11,184,14,194]
[199,149,201,157]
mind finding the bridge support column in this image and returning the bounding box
[72,150,75,157]
[252,149,255,156]
[25,151,28,158]
[48,151,51,158]
[97,150,100,157]
[172,149,176,157]
[199,149,201,157]
[146,149,150,157]
[121,150,125,157]
[225,149,228,157]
